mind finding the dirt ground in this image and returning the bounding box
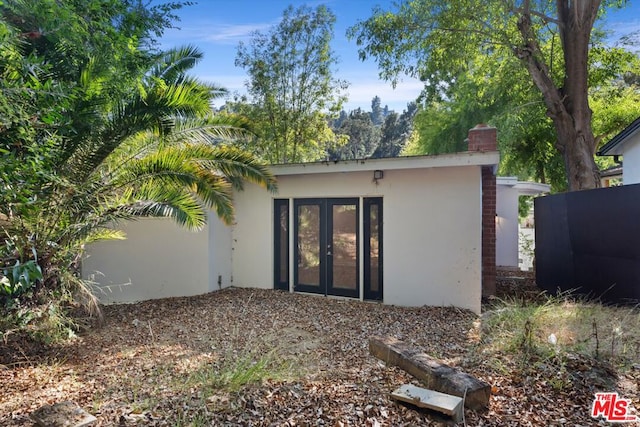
[1,272,637,426]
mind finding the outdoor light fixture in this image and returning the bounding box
[373,170,384,180]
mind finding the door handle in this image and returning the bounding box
[327,244,332,256]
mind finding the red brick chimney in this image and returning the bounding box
[468,124,497,297]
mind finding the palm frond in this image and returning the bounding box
[148,78,213,117]
[109,143,275,224]
[148,45,228,103]
[84,228,127,243]
[66,79,213,180]
[187,166,235,224]
[163,115,255,146]
[124,183,208,230]
[103,131,161,169]
[150,45,203,83]
[113,146,203,186]
[195,145,278,192]
[110,147,231,223]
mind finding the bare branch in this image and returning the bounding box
[514,6,562,27]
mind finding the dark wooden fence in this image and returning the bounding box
[535,184,640,303]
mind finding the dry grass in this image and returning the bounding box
[482,293,640,367]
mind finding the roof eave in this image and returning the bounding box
[597,116,640,156]
[270,151,500,176]
[512,182,552,195]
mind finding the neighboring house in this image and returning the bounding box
[83,125,499,314]
[597,116,640,185]
[599,165,623,187]
[496,177,550,269]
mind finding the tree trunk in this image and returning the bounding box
[553,114,601,191]
[556,0,601,191]
[516,0,601,191]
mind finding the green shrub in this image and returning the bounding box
[1,259,42,307]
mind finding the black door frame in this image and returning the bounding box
[273,199,289,291]
[275,197,382,300]
[363,197,383,301]
[292,198,359,298]
[326,198,360,298]
[293,198,327,295]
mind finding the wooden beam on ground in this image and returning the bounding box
[391,384,463,421]
[369,335,491,410]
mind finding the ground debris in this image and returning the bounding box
[30,401,97,427]
[1,275,636,426]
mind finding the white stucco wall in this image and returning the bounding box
[232,166,483,314]
[209,216,233,289]
[624,134,640,184]
[82,218,211,303]
[496,185,519,267]
[81,153,497,312]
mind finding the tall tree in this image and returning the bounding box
[328,108,381,160]
[235,5,347,164]
[400,24,638,192]
[1,0,182,156]
[373,112,400,158]
[370,96,384,126]
[373,102,417,158]
[349,0,630,191]
[331,109,349,129]
[0,2,275,334]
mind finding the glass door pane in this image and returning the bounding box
[364,198,383,301]
[292,198,360,298]
[327,199,359,298]
[369,204,380,292]
[294,200,325,294]
[273,199,289,291]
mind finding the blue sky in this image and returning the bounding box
[157,1,640,113]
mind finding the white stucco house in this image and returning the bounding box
[83,126,500,314]
[597,116,640,185]
[496,177,550,269]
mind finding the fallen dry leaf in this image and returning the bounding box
[0,270,637,426]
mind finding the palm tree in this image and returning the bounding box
[1,45,276,312]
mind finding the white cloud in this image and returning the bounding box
[607,20,640,49]
[611,19,640,35]
[162,20,277,47]
[202,23,274,44]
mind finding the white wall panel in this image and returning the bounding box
[83,218,209,303]
[496,185,519,267]
[624,136,640,184]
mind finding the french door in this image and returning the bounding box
[293,198,359,297]
[274,197,382,300]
